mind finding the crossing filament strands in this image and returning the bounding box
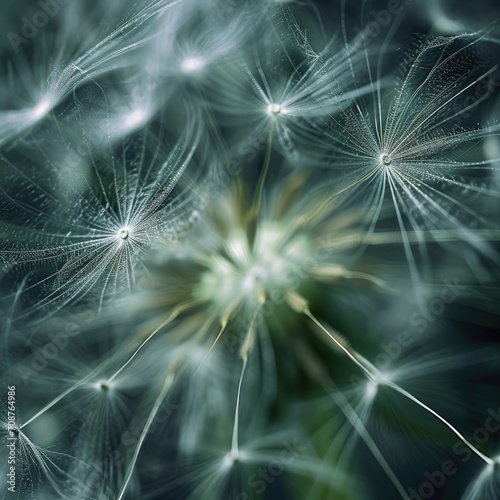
[1,2,500,500]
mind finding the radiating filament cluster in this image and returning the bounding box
[0,1,499,500]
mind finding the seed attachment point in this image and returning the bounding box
[381,154,392,166]
[267,103,282,115]
[32,98,51,119]
[118,228,130,240]
[181,56,204,73]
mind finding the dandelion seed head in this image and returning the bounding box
[380,153,392,166]
[464,457,500,500]
[124,108,148,129]
[221,449,247,470]
[365,380,379,399]
[181,56,205,73]
[94,380,112,392]
[267,103,282,115]
[118,227,130,240]
[4,5,500,499]
[364,373,390,399]
[221,453,235,470]
[32,98,51,119]
[195,222,311,309]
